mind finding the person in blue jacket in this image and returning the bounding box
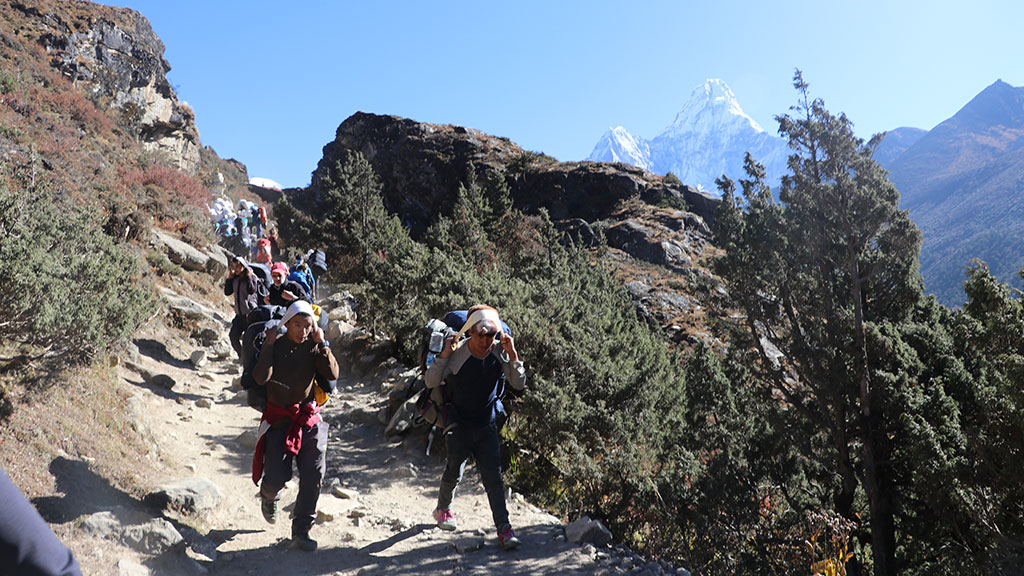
[0,467,82,576]
[424,304,526,550]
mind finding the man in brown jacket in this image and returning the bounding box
[251,300,339,551]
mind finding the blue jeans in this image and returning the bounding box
[437,422,509,529]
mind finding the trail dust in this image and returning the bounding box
[47,288,617,575]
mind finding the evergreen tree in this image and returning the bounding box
[716,70,923,576]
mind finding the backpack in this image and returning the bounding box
[287,270,313,298]
[248,262,272,300]
[413,311,512,433]
[309,249,328,278]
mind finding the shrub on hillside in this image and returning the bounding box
[0,182,152,367]
[118,163,212,246]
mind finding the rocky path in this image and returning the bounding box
[52,287,681,575]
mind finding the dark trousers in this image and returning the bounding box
[437,422,509,529]
[229,314,248,358]
[259,420,329,535]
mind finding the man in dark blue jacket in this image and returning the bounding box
[424,305,526,550]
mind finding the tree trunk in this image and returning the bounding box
[847,242,896,576]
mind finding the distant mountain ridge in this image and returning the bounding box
[880,80,1024,305]
[587,79,789,193]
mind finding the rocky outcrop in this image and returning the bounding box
[315,112,720,237]
[12,0,201,173]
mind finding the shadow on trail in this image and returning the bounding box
[136,338,194,371]
[204,523,572,576]
[122,373,207,404]
[33,457,140,523]
[201,540,458,576]
[359,523,431,554]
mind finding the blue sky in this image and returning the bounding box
[106,1,1024,189]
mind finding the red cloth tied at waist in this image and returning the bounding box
[251,401,321,485]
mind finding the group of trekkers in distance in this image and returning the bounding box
[207,196,278,263]
[219,193,526,555]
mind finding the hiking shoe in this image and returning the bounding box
[291,531,318,552]
[260,499,277,525]
[497,524,521,550]
[433,508,457,531]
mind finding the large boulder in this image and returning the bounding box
[150,230,210,272]
[145,477,224,515]
[565,515,613,546]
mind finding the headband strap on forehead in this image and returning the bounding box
[456,308,502,341]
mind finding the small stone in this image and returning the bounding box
[452,538,486,554]
[332,486,359,499]
[190,350,208,368]
[196,398,213,409]
[348,508,368,518]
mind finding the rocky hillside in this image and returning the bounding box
[2,0,199,171]
[309,111,723,342]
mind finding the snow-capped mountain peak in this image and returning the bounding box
[586,78,788,193]
[668,78,763,134]
[588,126,653,170]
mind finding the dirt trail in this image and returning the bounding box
[56,294,621,575]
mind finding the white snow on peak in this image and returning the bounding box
[668,79,763,134]
[586,79,788,194]
[249,176,282,191]
[588,126,653,170]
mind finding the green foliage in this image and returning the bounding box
[663,171,683,187]
[712,71,1024,575]
[297,154,698,554]
[145,249,182,276]
[0,181,153,367]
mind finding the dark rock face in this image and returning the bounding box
[316,112,523,235]
[316,113,720,237]
[12,0,200,172]
[312,112,722,335]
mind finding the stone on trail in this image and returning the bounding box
[565,515,614,546]
[452,537,486,554]
[121,518,184,554]
[332,486,359,499]
[189,349,207,367]
[146,477,224,514]
[77,511,122,540]
[148,373,177,391]
[117,558,150,576]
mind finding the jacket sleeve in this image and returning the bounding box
[503,358,526,391]
[224,275,234,296]
[0,469,82,576]
[285,280,311,303]
[314,344,339,381]
[425,356,452,389]
[253,335,275,386]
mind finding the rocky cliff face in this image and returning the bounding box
[317,112,720,235]
[312,112,722,341]
[7,0,200,173]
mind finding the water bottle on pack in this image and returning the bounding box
[426,330,445,368]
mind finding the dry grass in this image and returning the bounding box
[0,361,157,501]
